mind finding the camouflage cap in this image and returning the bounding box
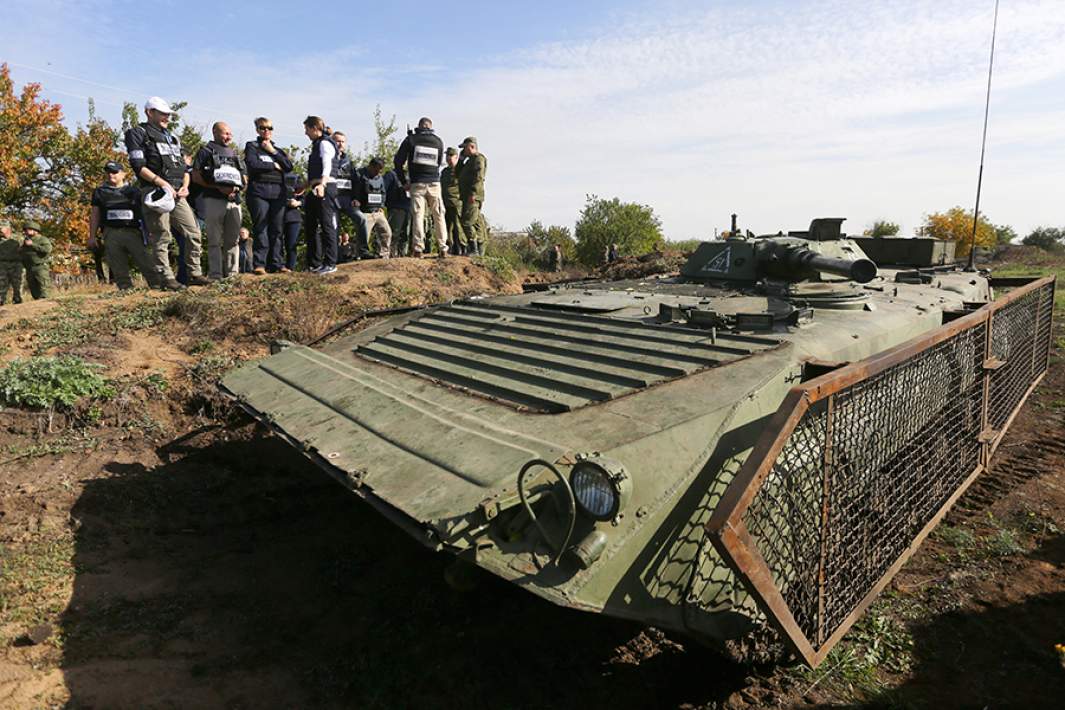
[22,219,42,232]
[460,136,477,147]
[445,147,458,156]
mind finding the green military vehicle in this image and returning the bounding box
[221,218,1055,666]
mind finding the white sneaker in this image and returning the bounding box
[318,265,337,275]
[308,265,324,273]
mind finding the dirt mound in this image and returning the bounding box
[0,256,521,362]
[594,249,690,281]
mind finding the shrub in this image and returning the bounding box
[0,356,114,410]
[574,195,664,265]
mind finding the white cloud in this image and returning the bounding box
[4,0,1064,237]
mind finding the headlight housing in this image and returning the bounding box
[570,457,631,522]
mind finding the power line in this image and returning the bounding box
[6,61,307,144]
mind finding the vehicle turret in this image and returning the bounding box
[681,217,878,284]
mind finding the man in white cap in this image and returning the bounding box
[124,97,209,289]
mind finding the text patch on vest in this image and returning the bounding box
[213,165,242,186]
[106,209,135,222]
[413,145,438,166]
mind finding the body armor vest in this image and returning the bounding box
[137,123,186,187]
[204,142,243,187]
[94,185,141,228]
[308,135,339,183]
[360,170,385,211]
[406,129,443,183]
[335,152,354,192]
[246,141,283,184]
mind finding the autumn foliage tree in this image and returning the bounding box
[0,63,68,217]
[0,64,130,271]
[917,206,996,257]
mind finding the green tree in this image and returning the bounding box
[994,223,1018,246]
[574,195,664,265]
[1021,226,1065,251]
[352,105,400,170]
[864,219,900,237]
[527,220,576,262]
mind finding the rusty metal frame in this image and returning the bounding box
[706,275,1056,667]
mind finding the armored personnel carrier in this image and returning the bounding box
[221,218,1055,666]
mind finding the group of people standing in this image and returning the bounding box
[0,98,491,301]
[0,219,52,304]
[84,97,490,293]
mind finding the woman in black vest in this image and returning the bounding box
[244,117,294,273]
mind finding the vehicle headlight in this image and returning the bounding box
[570,457,631,521]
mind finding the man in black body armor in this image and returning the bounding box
[89,161,156,290]
[124,96,208,289]
[393,117,447,258]
[302,115,339,275]
[353,157,392,258]
[193,121,247,279]
[244,116,293,274]
[332,132,373,260]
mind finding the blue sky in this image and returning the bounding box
[2,0,1063,239]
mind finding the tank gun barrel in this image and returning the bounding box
[757,242,878,284]
[789,248,878,284]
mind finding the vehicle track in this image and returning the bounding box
[953,416,1065,519]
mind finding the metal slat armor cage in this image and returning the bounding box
[707,276,1056,667]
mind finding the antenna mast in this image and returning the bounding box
[967,0,1001,270]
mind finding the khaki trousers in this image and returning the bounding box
[103,226,156,289]
[203,197,242,278]
[363,211,392,256]
[409,182,448,254]
[142,191,204,282]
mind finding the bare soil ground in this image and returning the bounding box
[0,253,1062,709]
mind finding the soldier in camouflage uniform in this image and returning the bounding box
[457,137,487,256]
[0,219,23,305]
[19,221,52,300]
[440,147,465,255]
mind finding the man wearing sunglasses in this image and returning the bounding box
[244,117,294,274]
